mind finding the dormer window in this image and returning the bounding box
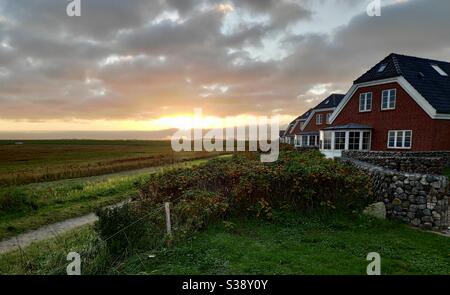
[377,63,387,73]
[316,114,323,125]
[431,64,448,76]
[326,113,332,124]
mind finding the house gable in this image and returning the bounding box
[331,81,450,151]
[341,53,450,119]
[301,94,345,131]
[330,77,450,123]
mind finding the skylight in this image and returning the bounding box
[377,63,387,73]
[431,64,448,76]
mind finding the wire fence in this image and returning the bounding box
[8,195,190,275]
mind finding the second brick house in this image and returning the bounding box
[294,94,344,148]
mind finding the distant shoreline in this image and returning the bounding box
[0,130,177,140]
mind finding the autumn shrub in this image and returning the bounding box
[96,150,371,256]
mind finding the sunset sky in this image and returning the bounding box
[1,0,449,139]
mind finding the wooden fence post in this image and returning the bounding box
[164,202,172,237]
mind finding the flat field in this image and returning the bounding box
[0,140,224,239]
[0,140,217,186]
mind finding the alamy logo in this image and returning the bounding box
[366,252,381,275]
[66,0,81,17]
[67,252,81,275]
[171,109,280,162]
[367,0,381,17]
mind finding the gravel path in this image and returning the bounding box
[0,200,129,254]
[0,213,98,254]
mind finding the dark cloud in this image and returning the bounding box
[0,0,449,124]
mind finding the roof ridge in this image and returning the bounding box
[391,54,403,76]
[391,52,450,66]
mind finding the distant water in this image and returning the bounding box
[0,130,177,140]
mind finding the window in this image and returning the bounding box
[312,135,319,146]
[378,63,387,73]
[388,130,412,149]
[334,132,346,150]
[431,64,448,76]
[349,132,361,150]
[316,114,323,125]
[326,113,332,124]
[309,135,318,146]
[382,89,396,110]
[301,135,308,147]
[362,132,371,150]
[359,92,372,112]
[323,132,332,150]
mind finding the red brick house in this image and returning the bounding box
[280,110,311,145]
[294,94,344,148]
[320,53,450,158]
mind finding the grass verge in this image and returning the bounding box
[1,211,449,275]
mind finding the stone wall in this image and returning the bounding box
[341,158,449,231]
[342,151,450,175]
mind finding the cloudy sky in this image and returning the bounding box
[0,0,449,138]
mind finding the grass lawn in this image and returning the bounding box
[1,211,449,275]
[444,167,450,178]
[0,158,218,240]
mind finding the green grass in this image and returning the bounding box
[119,212,450,275]
[2,212,449,275]
[0,225,101,275]
[0,140,219,185]
[444,167,450,178]
[0,158,217,240]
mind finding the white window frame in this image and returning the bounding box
[381,89,397,110]
[322,131,332,150]
[359,92,372,112]
[316,114,323,125]
[326,113,332,124]
[387,130,412,149]
[320,130,372,152]
[431,64,448,76]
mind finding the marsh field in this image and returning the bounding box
[0,140,222,240]
[0,140,216,186]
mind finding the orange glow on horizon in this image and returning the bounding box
[0,113,294,133]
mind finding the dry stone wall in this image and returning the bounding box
[342,151,450,175]
[341,158,449,231]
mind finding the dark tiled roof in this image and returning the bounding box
[299,109,313,120]
[284,122,296,137]
[313,94,345,110]
[284,109,312,136]
[354,53,450,114]
[323,123,372,131]
[298,131,320,135]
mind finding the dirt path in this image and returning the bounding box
[0,213,97,254]
[0,200,128,254]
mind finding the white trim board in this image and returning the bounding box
[329,77,450,123]
[301,107,336,131]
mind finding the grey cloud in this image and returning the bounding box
[0,0,449,123]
